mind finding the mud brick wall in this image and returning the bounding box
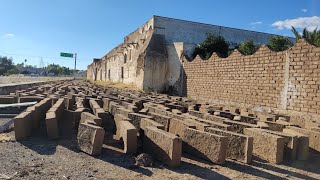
[184,46,286,108]
[287,40,320,114]
[183,39,320,114]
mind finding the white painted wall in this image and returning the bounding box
[166,42,196,94]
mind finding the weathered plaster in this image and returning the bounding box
[87,15,292,93]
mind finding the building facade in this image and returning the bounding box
[87,16,293,94]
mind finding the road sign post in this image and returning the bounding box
[60,52,73,58]
[74,53,77,79]
[60,52,77,79]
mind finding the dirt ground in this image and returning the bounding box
[0,131,319,180]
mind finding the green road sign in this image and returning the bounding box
[60,52,74,58]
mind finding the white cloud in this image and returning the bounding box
[2,33,15,38]
[250,21,262,25]
[272,16,320,31]
[301,9,308,13]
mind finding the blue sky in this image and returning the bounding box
[1,0,319,70]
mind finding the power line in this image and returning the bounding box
[0,51,89,70]
[0,51,91,62]
[0,51,66,61]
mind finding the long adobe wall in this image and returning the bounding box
[86,19,155,89]
[183,39,320,115]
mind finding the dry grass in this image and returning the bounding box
[0,76,72,84]
[92,80,141,91]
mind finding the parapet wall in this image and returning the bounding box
[183,39,320,115]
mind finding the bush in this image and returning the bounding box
[5,68,19,75]
[269,36,293,52]
[238,40,258,55]
[193,33,229,59]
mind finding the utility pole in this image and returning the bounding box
[74,53,77,79]
[46,62,49,76]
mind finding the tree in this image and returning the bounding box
[0,56,74,76]
[25,65,35,69]
[45,63,72,76]
[0,56,15,75]
[5,68,18,75]
[193,33,230,59]
[292,26,320,46]
[269,36,293,52]
[16,63,24,69]
[47,64,59,75]
[238,40,258,55]
[57,66,64,75]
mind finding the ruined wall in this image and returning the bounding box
[143,34,168,92]
[88,15,295,93]
[87,64,94,81]
[183,39,320,114]
[166,42,196,95]
[87,18,154,89]
[87,62,97,81]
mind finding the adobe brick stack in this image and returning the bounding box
[14,111,33,140]
[5,79,320,169]
[205,127,253,163]
[77,123,105,155]
[244,128,286,164]
[142,126,182,167]
[45,98,65,139]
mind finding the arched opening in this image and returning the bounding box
[121,67,124,79]
[129,49,132,60]
[124,54,127,64]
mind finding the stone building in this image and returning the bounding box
[87,15,293,94]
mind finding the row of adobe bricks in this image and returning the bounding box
[9,80,320,167]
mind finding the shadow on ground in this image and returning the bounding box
[281,149,320,175]
[18,131,320,179]
[223,156,319,180]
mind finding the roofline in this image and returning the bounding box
[100,16,154,59]
[153,15,294,39]
[99,15,295,60]
[125,16,155,38]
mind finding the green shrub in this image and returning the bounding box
[193,33,229,59]
[238,40,258,55]
[5,68,18,75]
[269,36,293,52]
